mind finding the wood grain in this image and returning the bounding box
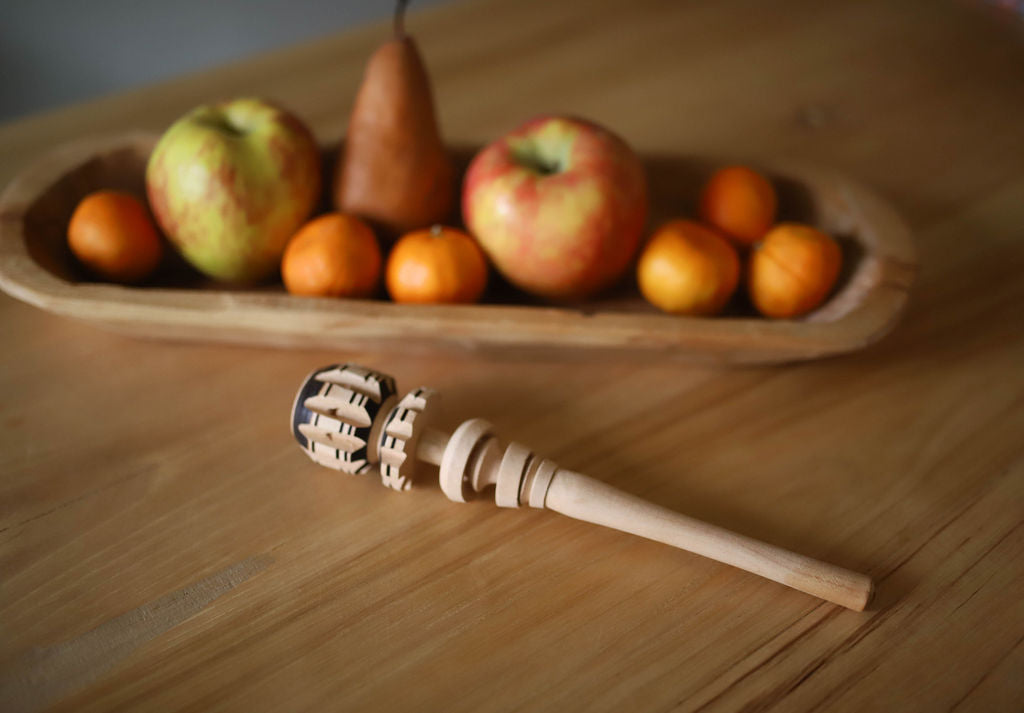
[1,0,1023,711]
[0,556,273,713]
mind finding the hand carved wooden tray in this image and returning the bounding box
[0,132,915,363]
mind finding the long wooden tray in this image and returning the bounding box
[0,132,915,363]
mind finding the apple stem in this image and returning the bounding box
[394,0,410,39]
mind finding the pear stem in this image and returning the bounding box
[394,0,410,39]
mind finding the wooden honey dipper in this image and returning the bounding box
[291,363,874,611]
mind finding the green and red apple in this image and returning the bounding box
[462,116,648,300]
[146,98,321,283]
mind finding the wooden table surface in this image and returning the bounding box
[2,1,1023,710]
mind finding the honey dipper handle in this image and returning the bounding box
[543,470,874,611]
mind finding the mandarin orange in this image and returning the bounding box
[748,222,841,318]
[636,219,740,316]
[281,213,381,298]
[386,225,487,304]
[67,190,163,283]
[699,166,777,245]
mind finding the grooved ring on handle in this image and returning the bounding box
[496,442,532,509]
[439,419,494,503]
[528,459,559,509]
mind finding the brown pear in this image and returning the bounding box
[333,1,454,240]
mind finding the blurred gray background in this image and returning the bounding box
[0,0,449,122]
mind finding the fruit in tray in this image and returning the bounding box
[145,98,321,283]
[386,225,488,304]
[66,0,842,321]
[699,165,777,245]
[636,220,740,316]
[67,190,164,284]
[462,115,648,301]
[748,223,841,318]
[281,213,382,298]
[333,0,455,239]
[636,166,842,318]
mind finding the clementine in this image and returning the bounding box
[386,225,488,304]
[67,190,163,283]
[281,213,381,297]
[636,219,740,316]
[748,222,841,318]
[699,166,777,245]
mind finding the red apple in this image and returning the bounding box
[146,98,321,283]
[462,116,648,300]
